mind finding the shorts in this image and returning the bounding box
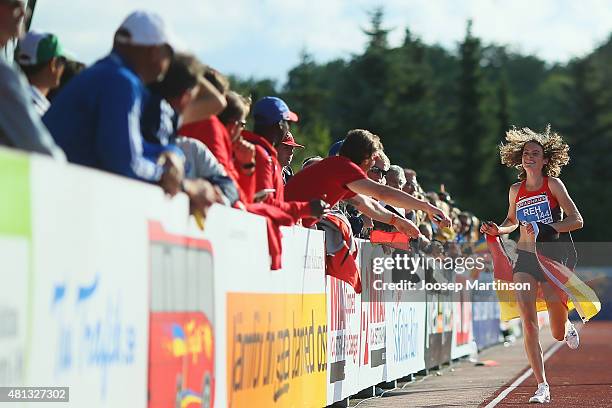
[513,249,547,282]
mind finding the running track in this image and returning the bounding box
[483,321,612,407]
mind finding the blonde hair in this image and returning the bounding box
[499,125,570,180]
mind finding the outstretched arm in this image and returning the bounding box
[345,194,421,238]
[481,184,520,236]
[347,178,451,227]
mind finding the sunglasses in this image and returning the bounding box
[236,120,247,128]
[369,166,388,176]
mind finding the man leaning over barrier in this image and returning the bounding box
[285,129,452,236]
[43,10,184,196]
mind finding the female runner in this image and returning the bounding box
[480,126,582,404]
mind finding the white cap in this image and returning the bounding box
[16,31,66,66]
[114,10,174,49]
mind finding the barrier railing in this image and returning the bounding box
[0,148,503,407]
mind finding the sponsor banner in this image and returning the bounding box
[326,276,361,404]
[0,239,28,387]
[424,267,453,369]
[148,222,216,408]
[0,149,30,388]
[203,206,327,408]
[471,273,501,351]
[204,206,270,408]
[25,155,185,406]
[451,274,475,359]
[358,243,389,389]
[149,312,215,408]
[385,251,426,381]
[226,293,327,408]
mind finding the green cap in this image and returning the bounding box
[16,31,65,66]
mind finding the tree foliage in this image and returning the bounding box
[230,11,612,240]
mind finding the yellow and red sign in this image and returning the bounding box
[226,293,327,408]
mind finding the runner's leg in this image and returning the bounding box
[514,271,546,384]
[542,282,568,341]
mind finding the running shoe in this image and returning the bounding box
[529,383,550,403]
[565,322,579,350]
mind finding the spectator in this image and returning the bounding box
[386,165,406,190]
[43,10,184,195]
[372,162,410,232]
[367,151,390,185]
[403,168,421,196]
[0,0,65,158]
[179,65,227,127]
[277,132,304,184]
[175,136,239,209]
[142,52,240,209]
[419,222,433,241]
[328,138,344,157]
[243,96,297,202]
[455,211,473,243]
[143,54,227,146]
[217,91,257,202]
[285,129,451,236]
[47,59,86,101]
[241,96,328,221]
[364,151,391,233]
[302,156,323,169]
[16,31,68,115]
[178,67,230,148]
[179,74,255,202]
[471,215,482,243]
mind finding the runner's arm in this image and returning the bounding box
[482,184,520,235]
[548,177,584,232]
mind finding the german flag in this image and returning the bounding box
[486,221,601,322]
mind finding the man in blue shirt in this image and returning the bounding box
[43,11,183,195]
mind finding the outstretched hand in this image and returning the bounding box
[427,205,451,228]
[394,218,421,239]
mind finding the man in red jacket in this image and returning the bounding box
[242,96,327,221]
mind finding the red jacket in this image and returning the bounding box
[179,116,251,203]
[246,203,295,270]
[241,130,311,222]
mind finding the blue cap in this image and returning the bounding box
[328,139,345,157]
[252,96,298,125]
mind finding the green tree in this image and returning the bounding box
[456,20,497,211]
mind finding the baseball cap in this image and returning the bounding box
[252,96,298,125]
[16,31,65,66]
[281,132,304,148]
[328,138,345,157]
[114,10,175,49]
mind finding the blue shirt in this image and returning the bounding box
[43,52,180,181]
[141,93,179,146]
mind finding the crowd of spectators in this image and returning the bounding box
[0,6,487,268]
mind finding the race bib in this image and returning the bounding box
[516,194,553,224]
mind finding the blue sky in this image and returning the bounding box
[31,0,612,84]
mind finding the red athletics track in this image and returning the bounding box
[482,321,612,407]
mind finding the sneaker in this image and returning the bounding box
[529,383,550,403]
[565,322,579,350]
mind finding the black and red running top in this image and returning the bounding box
[515,177,563,226]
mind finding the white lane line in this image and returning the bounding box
[484,341,564,408]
